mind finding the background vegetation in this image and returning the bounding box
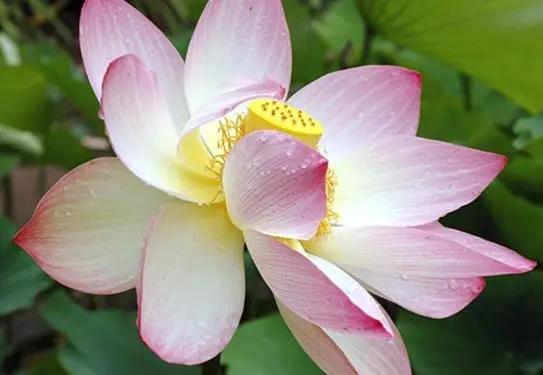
[0,0,542,374]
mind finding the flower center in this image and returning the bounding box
[206,99,338,237]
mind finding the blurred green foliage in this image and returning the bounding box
[0,0,542,374]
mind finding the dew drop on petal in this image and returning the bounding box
[448,279,460,291]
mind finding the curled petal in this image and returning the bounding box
[80,0,188,126]
[101,54,219,203]
[223,131,328,239]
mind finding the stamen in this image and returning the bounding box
[205,115,246,185]
[316,168,339,237]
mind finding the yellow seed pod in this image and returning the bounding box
[244,99,323,149]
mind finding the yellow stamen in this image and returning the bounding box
[206,115,246,184]
[316,168,339,237]
[245,99,324,149]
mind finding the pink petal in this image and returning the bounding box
[180,79,286,140]
[138,202,244,365]
[418,222,536,274]
[334,135,507,227]
[101,54,219,203]
[223,131,328,239]
[287,66,421,163]
[308,226,496,318]
[279,301,411,375]
[184,0,291,112]
[244,231,391,335]
[13,158,171,294]
[80,0,188,126]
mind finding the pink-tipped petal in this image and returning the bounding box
[244,231,391,335]
[223,131,328,239]
[138,202,244,365]
[13,158,172,294]
[334,135,507,227]
[308,226,501,318]
[288,66,421,163]
[80,0,188,126]
[101,54,219,203]
[278,301,411,375]
[418,223,536,274]
[184,0,291,112]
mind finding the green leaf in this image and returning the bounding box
[358,0,543,113]
[485,181,543,262]
[0,66,52,132]
[22,44,102,133]
[284,0,328,85]
[0,216,52,315]
[41,127,93,169]
[524,137,543,160]
[40,291,198,375]
[170,31,193,59]
[397,273,543,375]
[313,0,364,66]
[223,314,324,375]
[27,351,70,375]
[0,331,14,367]
[0,154,18,177]
[0,124,43,156]
[513,115,543,150]
[500,156,543,201]
[58,348,100,375]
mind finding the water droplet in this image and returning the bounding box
[97,109,104,120]
[448,279,460,291]
[149,52,155,58]
[400,274,409,281]
[65,211,71,217]
[124,38,131,44]
[112,14,118,20]
[286,150,293,157]
[197,320,207,328]
[260,134,267,142]
[126,13,132,20]
[89,188,95,197]
[281,165,288,171]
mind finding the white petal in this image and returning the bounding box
[138,202,245,365]
[14,158,172,294]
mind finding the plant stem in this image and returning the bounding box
[460,74,472,112]
[361,22,375,66]
[201,353,222,375]
[2,175,13,219]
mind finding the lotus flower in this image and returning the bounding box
[14,0,536,373]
